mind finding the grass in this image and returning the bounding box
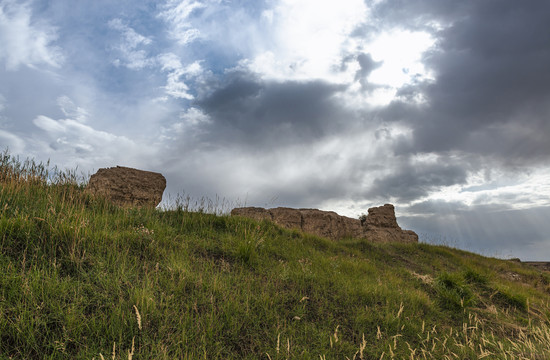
[1,149,550,359]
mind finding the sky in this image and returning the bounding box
[1,0,550,260]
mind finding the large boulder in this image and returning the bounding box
[231,204,418,243]
[87,166,166,208]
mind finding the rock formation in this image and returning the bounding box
[231,207,363,240]
[87,166,166,208]
[231,204,418,243]
[361,204,418,243]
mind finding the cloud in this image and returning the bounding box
[31,115,153,169]
[0,129,25,153]
[192,71,351,149]
[161,106,210,141]
[244,0,368,82]
[353,53,382,90]
[401,201,550,260]
[157,0,205,45]
[0,0,64,70]
[56,96,89,123]
[33,115,124,151]
[374,0,550,167]
[157,53,202,100]
[107,17,204,100]
[108,18,155,70]
[365,158,469,203]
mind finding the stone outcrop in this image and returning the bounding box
[361,204,419,243]
[231,204,418,243]
[87,166,166,208]
[231,207,363,240]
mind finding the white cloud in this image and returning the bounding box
[0,129,25,153]
[107,19,203,99]
[366,29,435,88]
[157,53,203,100]
[157,0,205,45]
[230,2,435,108]
[160,106,210,141]
[164,73,193,99]
[178,106,209,127]
[33,115,122,148]
[0,0,64,70]
[56,95,89,123]
[108,18,155,70]
[244,0,368,82]
[108,18,152,48]
[32,115,152,169]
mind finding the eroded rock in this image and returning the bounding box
[363,204,418,243]
[299,209,363,240]
[231,203,417,242]
[87,166,166,208]
[231,207,363,240]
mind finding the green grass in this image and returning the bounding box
[2,149,550,359]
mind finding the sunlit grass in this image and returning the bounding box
[1,149,550,359]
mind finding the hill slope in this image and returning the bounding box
[1,153,550,359]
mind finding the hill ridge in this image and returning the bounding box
[1,152,550,359]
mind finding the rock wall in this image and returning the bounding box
[231,204,418,243]
[231,207,364,240]
[87,166,166,208]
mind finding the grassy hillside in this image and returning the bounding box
[1,151,550,359]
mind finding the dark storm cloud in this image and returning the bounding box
[400,203,550,260]
[375,0,550,166]
[194,71,351,149]
[365,159,469,202]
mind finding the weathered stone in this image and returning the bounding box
[230,207,272,222]
[299,209,363,240]
[87,166,166,208]
[270,207,303,229]
[363,204,399,228]
[231,204,418,243]
[362,204,418,243]
[401,230,420,243]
